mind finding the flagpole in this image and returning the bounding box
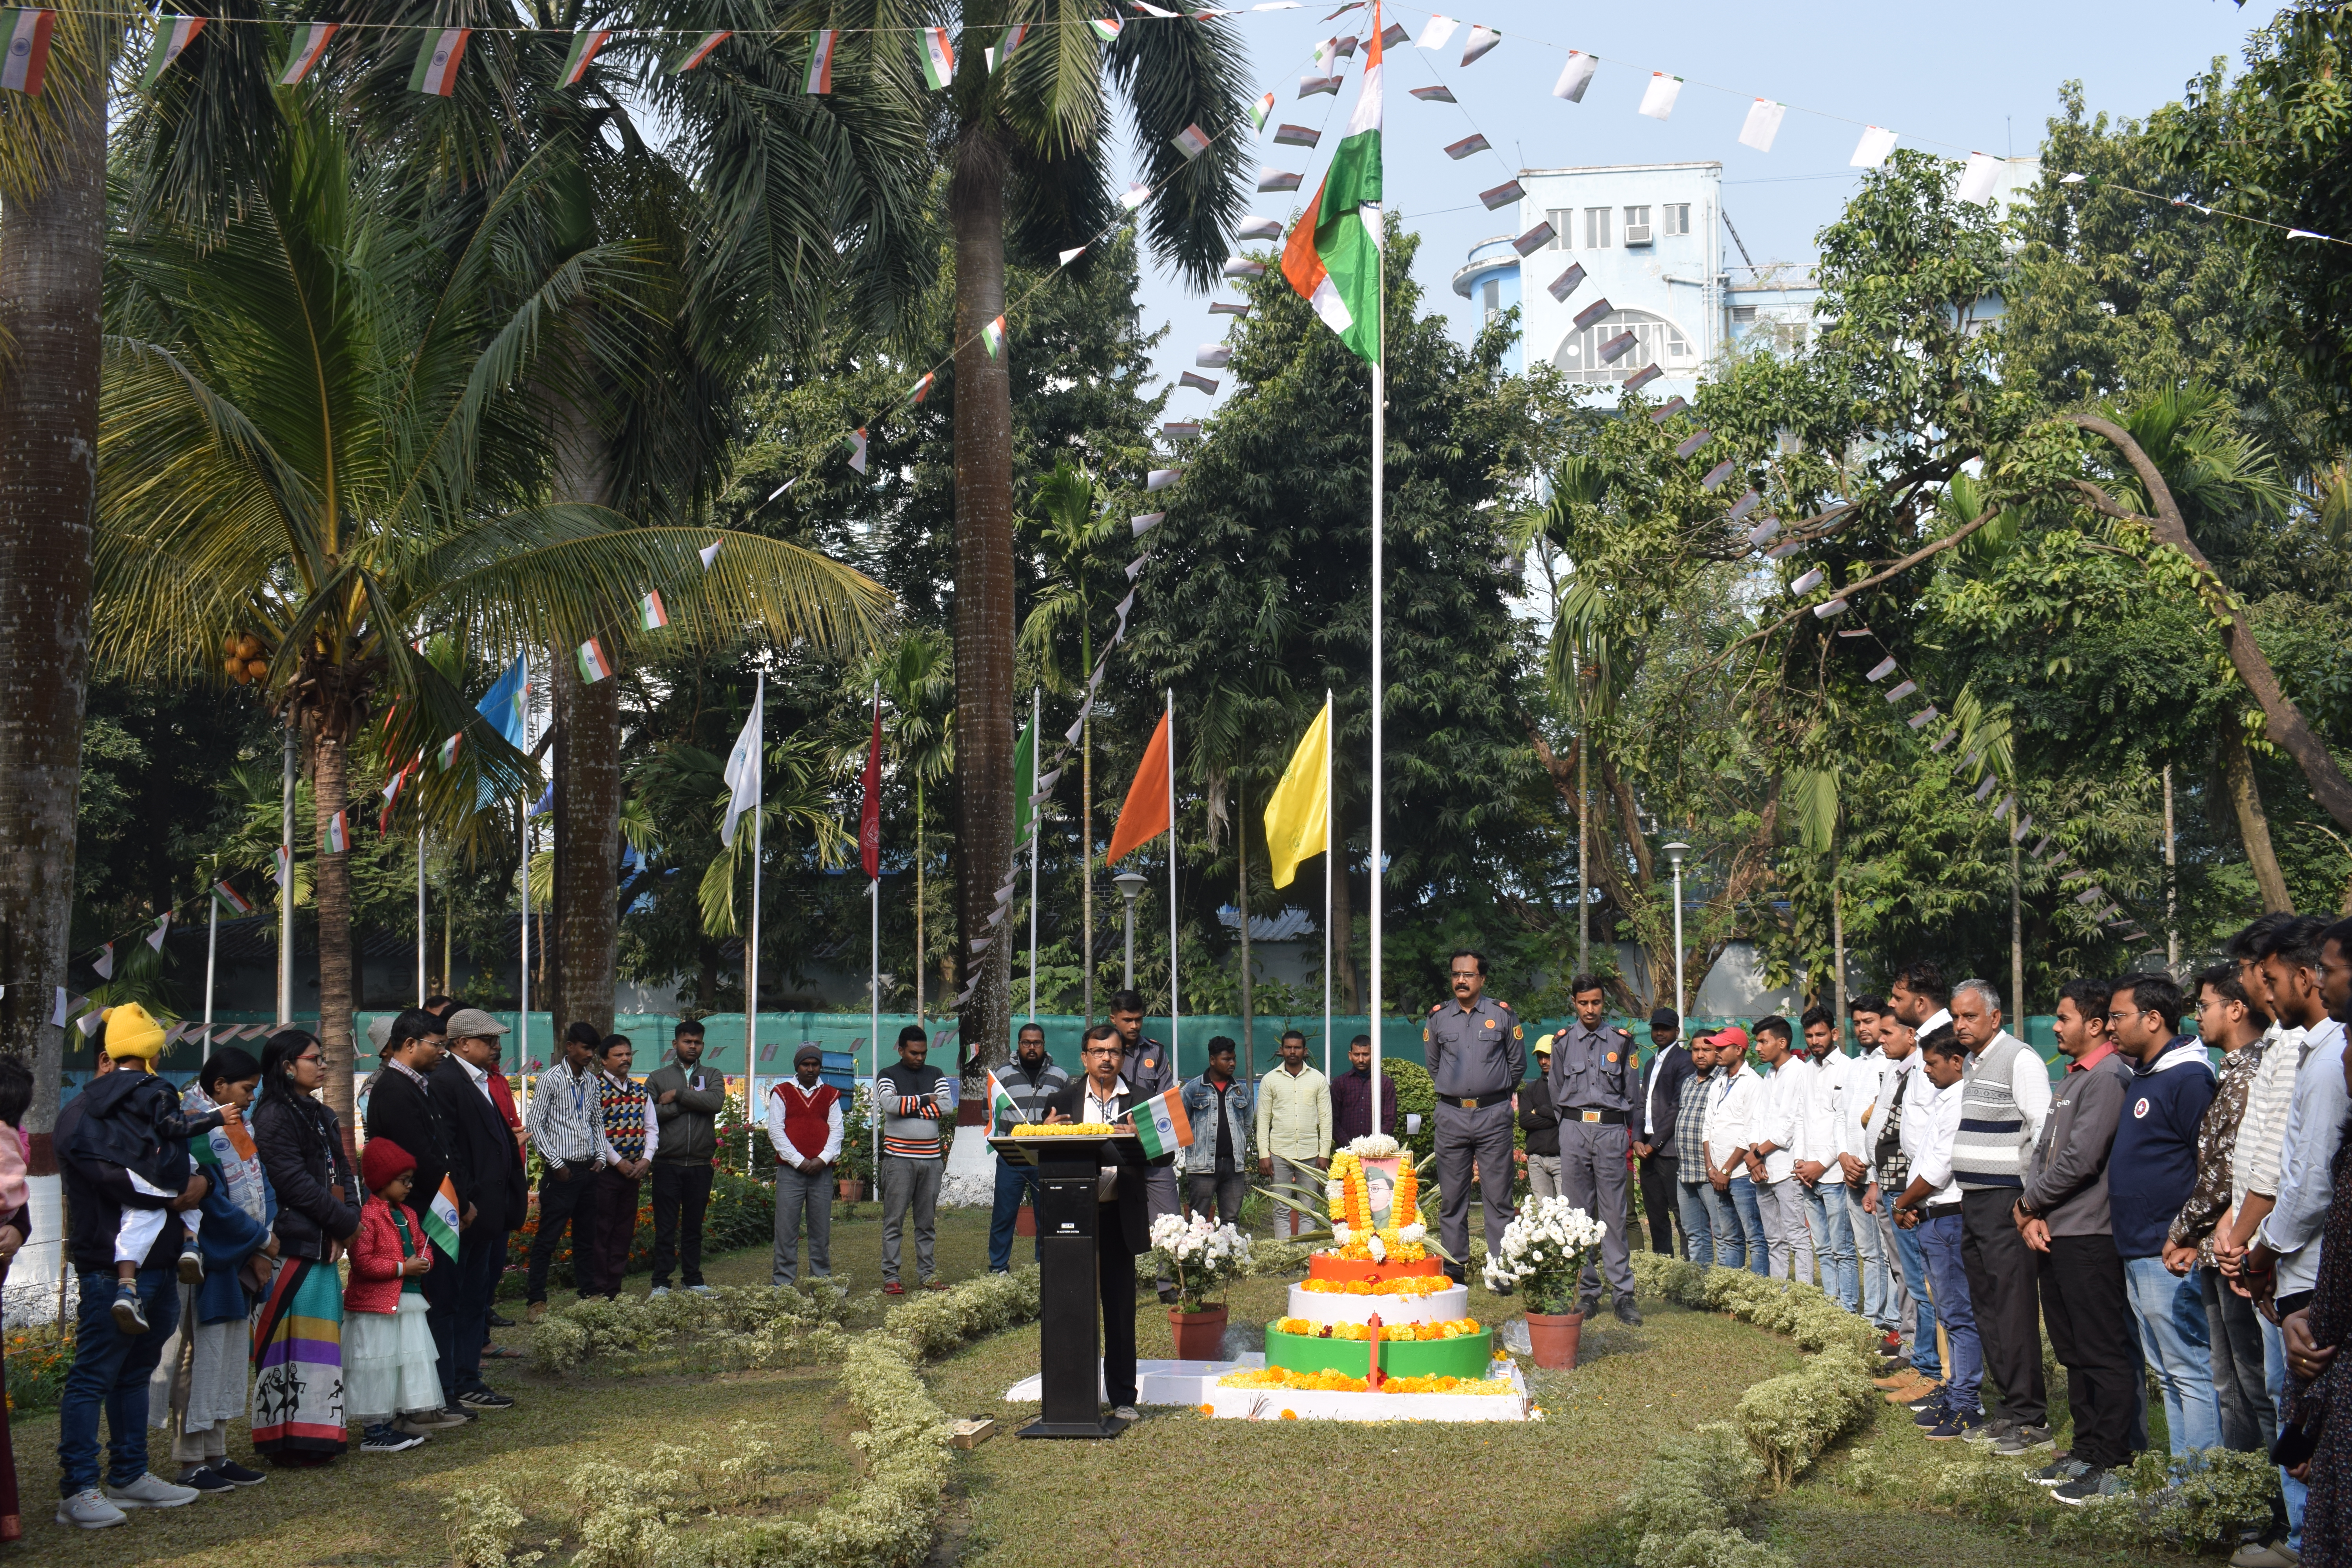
[747,670,765,1174]
[279,714,295,1026]
[1368,211,1385,1137]
[518,649,534,1127]
[1029,685,1040,1023]
[1167,688,1178,1076]
[203,887,218,1065]
[1324,688,1334,1082]
[416,829,427,1007]
[870,679,882,1180]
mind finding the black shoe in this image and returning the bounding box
[1574,1296,1600,1319]
[1613,1296,1644,1327]
[458,1385,514,1410]
[212,1461,267,1486]
[1489,1280,1515,1297]
[176,1467,234,1496]
[1156,1286,1179,1305]
[486,1311,516,1328]
[440,1403,481,1423]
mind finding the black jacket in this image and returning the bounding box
[251,1088,361,1260]
[365,1063,466,1220]
[1641,1043,1697,1157]
[1044,1078,1174,1254]
[432,1056,528,1236]
[56,1095,189,1272]
[1517,1076,1560,1158]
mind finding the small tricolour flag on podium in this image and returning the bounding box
[423,1174,462,1258]
[1128,1085,1191,1158]
[985,1066,1028,1125]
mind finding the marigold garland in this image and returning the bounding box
[1272,1317,1482,1341]
[1217,1365,1513,1395]
[1007,1123,1118,1136]
[1299,1275,1450,1297]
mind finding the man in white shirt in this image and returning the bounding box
[1745,1017,1818,1285]
[1798,1005,1862,1312]
[767,1045,845,1286]
[1842,997,1900,1341]
[1892,1026,1985,1439]
[1702,1027,1767,1275]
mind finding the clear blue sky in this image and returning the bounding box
[1120,0,2286,403]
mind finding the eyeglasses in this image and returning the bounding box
[2104,1009,2153,1021]
[1082,1046,1123,1058]
[1448,970,1480,980]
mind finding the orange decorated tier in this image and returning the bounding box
[1306,1252,1448,1285]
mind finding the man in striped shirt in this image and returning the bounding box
[987,1023,1066,1273]
[523,1023,619,1319]
[877,1026,957,1294]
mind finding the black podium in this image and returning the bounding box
[991,1131,1132,1439]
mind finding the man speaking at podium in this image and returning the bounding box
[1043,1023,1173,1422]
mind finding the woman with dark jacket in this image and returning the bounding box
[247,1030,360,1465]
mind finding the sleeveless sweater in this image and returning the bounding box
[601,1076,648,1162]
[1950,1033,2032,1189]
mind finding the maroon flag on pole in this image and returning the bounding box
[860,692,882,880]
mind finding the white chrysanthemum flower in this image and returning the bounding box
[1331,1223,1352,1246]
[1367,1232,1387,1261]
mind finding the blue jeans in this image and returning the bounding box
[1675,1181,1715,1265]
[58,1266,180,1496]
[987,1160,1039,1273]
[1890,1209,1940,1375]
[1918,1214,1981,1411]
[1799,1180,1861,1310]
[2261,1312,2306,1548]
[1851,1183,1891,1326]
[2123,1255,2220,1461]
[1719,1178,1769,1274]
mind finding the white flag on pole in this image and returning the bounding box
[720,674,764,848]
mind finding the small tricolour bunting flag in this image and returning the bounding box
[1168,413,1206,432]
[561,28,611,86]
[639,590,669,631]
[1408,84,1454,102]
[981,314,1006,358]
[803,29,835,93]
[699,539,722,570]
[1884,680,1918,703]
[846,427,868,474]
[147,912,172,950]
[1850,125,1898,167]
[438,732,463,770]
[2010,813,2035,843]
[1815,599,1851,619]
[1739,99,1785,153]
[907,371,935,405]
[1553,51,1596,102]
[1120,182,1150,209]
[1415,15,1457,50]
[94,942,114,980]
[1459,24,1500,65]
[920,27,954,90]
[1274,123,1319,147]
[1867,657,1898,681]
[411,27,472,96]
[1598,331,1637,363]
[1381,21,1408,46]
[1299,73,1339,97]
[1955,152,2003,205]
[1171,123,1212,159]
[1210,300,1251,316]
[1238,216,1282,240]
[1132,513,1164,536]
[1638,72,1682,120]
[1623,363,1662,389]
[998,23,1029,64]
[1546,262,1586,301]
[1991,793,2016,824]
[1197,344,1232,368]
[1224,254,1267,276]
[1702,459,1735,490]
[1091,17,1123,41]
[1789,566,1824,595]
[1649,396,1688,421]
[215,880,254,916]
[1674,429,1711,458]
[1147,468,1182,490]
[672,29,730,72]
[279,21,336,83]
[1764,539,1802,561]
[1444,132,1490,160]
[1906,703,1937,727]
[325,810,349,854]
[1250,89,1273,128]
[577,638,613,684]
[1480,179,1524,211]
[1512,221,1554,256]
[1128,1085,1192,1158]
[1572,297,1613,331]
[1258,168,1301,192]
[141,15,206,90]
[1729,489,1760,521]
[1178,373,1217,394]
[0,9,56,95]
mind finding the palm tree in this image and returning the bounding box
[95,103,887,1128]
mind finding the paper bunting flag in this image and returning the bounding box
[1512,222,1555,256]
[1171,123,1213,159]
[801,28,834,92]
[1147,468,1182,490]
[1122,183,1150,209]
[279,21,336,83]
[1210,301,1251,316]
[1091,16,1123,40]
[1406,86,1455,107]
[2072,887,2100,905]
[1746,518,1780,546]
[1965,749,1984,771]
[699,539,722,570]
[1930,727,1959,754]
[1850,125,1898,168]
[2030,835,2052,857]
[1224,254,1268,276]
[846,427,868,474]
[999,23,1030,64]
[1546,263,1587,302]
[907,371,935,405]
[577,637,613,684]
[94,942,114,979]
[1132,513,1164,536]
[1460,24,1501,65]
[1125,556,1147,581]
[1764,539,1802,561]
[0,9,56,96]
[1313,36,1340,69]
[1332,34,1357,58]
[1249,89,1274,130]
[1728,489,1760,521]
[1790,566,1824,595]
[49,986,67,1027]
[215,880,254,915]
[969,937,992,954]
[1814,598,1850,619]
[140,15,205,89]
[1638,73,1682,120]
[1237,216,1282,240]
[1444,133,1491,160]
[1673,430,1711,459]
[1257,169,1301,192]
[1867,656,1898,681]
[1738,99,1786,154]
[1132,1,1178,15]
[1065,716,1086,744]
[1907,704,1939,728]
[987,905,1009,927]
[2010,813,2035,843]
[1623,363,1662,389]
[1274,123,1320,147]
[1198,344,1233,367]
[993,883,1014,905]
[1702,459,1736,490]
[1300,74,1339,97]
[1991,794,2016,824]
[561,28,611,86]
[920,27,955,89]
[410,27,472,96]
[639,590,669,631]
[438,731,463,771]
[164,1024,187,1048]
[1381,22,1408,46]
[1598,331,1637,363]
[1955,152,2003,205]
[1058,246,1088,266]
[1116,590,1136,620]
[1553,51,1596,103]
[325,810,349,854]
[981,314,1006,358]
[2287,227,2331,241]
[1416,15,1458,50]
[672,29,731,71]
[77,1010,101,1037]
[379,765,410,829]
[1572,297,1613,331]
[1884,679,1917,702]
[1034,769,1063,798]
[1178,373,1218,393]
[1649,396,1688,421]
[1481,179,1525,211]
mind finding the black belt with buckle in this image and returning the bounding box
[1565,1106,1627,1125]
[1443,1091,1512,1110]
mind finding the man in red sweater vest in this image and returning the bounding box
[767,1046,843,1285]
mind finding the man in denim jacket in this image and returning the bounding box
[1180,1037,1255,1225]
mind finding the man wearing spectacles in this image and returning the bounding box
[1424,951,1524,1288]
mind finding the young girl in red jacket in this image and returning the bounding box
[345,1138,442,1453]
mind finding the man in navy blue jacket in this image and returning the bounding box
[2107,971,2222,1462]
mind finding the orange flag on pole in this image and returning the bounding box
[1105,710,1171,864]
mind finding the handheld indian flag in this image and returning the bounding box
[672,29,730,72]
[423,1174,462,1258]
[214,880,254,916]
[0,8,56,94]
[325,810,348,854]
[639,590,668,631]
[577,637,613,684]
[980,314,1006,358]
[919,27,954,90]
[279,21,336,84]
[1129,1085,1191,1159]
[984,1066,1031,1124]
[804,28,835,93]
[410,27,471,96]
[559,28,609,85]
[1281,0,1382,363]
[140,15,205,89]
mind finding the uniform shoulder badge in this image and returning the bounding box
[1512,1024,1524,1040]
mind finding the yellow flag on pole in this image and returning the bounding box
[1262,699,1332,888]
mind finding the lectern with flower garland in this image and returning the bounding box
[990,1125,1134,1439]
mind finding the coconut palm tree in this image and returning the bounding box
[94,102,887,1128]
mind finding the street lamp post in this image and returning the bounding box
[1113,872,1147,989]
[1663,842,1691,1020]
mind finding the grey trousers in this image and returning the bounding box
[1873,1194,1915,1337]
[1434,1099,1516,1275]
[879,1155,942,1284]
[1185,1171,1249,1226]
[1559,1119,1634,1299]
[1758,1177,1815,1283]
[1526,1152,1562,1199]
[2203,1264,2276,1453]
[773,1163,833,1284]
[1270,1156,1321,1236]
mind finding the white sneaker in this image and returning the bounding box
[687,1285,717,1296]
[104,1472,201,1508]
[56,1488,127,1529]
[648,1285,670,1298]
[1111,1405,1140,1422]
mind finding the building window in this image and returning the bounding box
[1546,209,1573,249]
[1731,305,1757,323]
[1584,207,1610,249]
[1552,307,1694,385]
[1623,205,1652,245]
[1663,203,1691,237]
[1482,279,1499,318]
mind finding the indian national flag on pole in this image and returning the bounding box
[423,1174,462,1257]
[577,637,613,684]
[140,15,205,89]
[919,27,954,90]
[410,27,471,96]
[0,8,56,95]
[279,21,336,84]
[1280,0,1383,364]
[984,1066,1028,1125]
[639,590,668,630]
[559,29,610,85]
[671,29,730,73]
[1129,1085,1192,1160]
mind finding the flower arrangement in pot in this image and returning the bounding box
[1150,1213,1254,1359]
[1481,1195,1607,1369]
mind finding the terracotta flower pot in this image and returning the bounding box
[1169,1305,1229,1361]
[1524,1309,1583,1370]
[836,1178,866,1202]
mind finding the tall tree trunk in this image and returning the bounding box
[312,733,357,1142]
[951,118,1014,1071]
[2221,727,2293,914]
[547,394,621,1040]
[0,41,107,1168]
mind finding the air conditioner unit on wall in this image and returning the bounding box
[1623,223,1653,245]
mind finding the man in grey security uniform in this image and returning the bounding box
[1552,975,1644,1325]
[1426,951,1525,1285]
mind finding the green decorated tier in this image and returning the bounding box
[1262,1322,1496,1381]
